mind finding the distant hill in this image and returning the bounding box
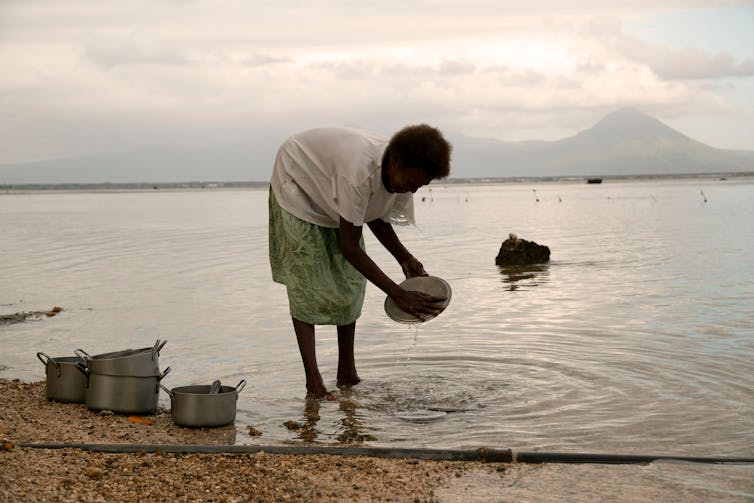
[448,107,754,178]
[0,133,285,185]
[1,107,752,184]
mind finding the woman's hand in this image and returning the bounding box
[400,256,427,279]
[392,288,447,321]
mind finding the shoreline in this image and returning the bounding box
[0,378,502,502]
[1,171,752,195]
[2,378,752,502]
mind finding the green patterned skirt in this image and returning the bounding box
[268,188,366,325]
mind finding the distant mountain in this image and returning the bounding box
[448,107,754,178]
[1,107,752,184]
[0,134,285,185]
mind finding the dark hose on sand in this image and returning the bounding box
[17,443,754,465]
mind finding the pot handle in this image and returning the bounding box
[36,352,61,377]
[74,361,89,378]
[74,349,91,364]
[158,366,172,381]
[235,379,247,395]
[159,384,174,400]
[152,339,167,360]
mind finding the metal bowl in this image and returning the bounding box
[85,367,171,415]
[384,275,452,324]
[36,352,88,403]
[75,339,166,377]
[161,380,246,428]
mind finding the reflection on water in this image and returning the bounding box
[336,390,377,444]
[284,391,377,444]
[498,263,550,291]
[283,401,320,443]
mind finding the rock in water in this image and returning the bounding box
[495,233,550,266]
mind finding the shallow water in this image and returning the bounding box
[1,179,753,460]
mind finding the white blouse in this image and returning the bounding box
[270,128,414,228]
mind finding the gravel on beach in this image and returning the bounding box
[4,378,752,502]
[0,378,503,502]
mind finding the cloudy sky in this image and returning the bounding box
[1,0,753,164]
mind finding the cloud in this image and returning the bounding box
[618,41,754,80]
[240,53,291,67]
[586,17,754,80]
[438,59,477,75]
[84,32,189,67]
[308,58,477,82]
[1,0,753,164]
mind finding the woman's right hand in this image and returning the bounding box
[392,288,447,321]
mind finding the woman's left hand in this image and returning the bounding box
[400,256,428,278]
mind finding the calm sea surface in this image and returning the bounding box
[2,179,753,461]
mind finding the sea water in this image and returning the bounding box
[1,178,753,462]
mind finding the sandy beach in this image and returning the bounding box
[2,378,752,502]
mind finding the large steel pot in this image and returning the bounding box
[161,379,246,427]
[85,367,171,414]
[76,339,166,376]
[36,352,88,403]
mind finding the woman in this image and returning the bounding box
[269,124,451,399]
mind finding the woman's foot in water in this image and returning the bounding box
[305,380,337,400]
[306,388,337,401]
[336,371,361,388]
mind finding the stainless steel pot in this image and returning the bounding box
[161,379,246,427]
[36,352,88,403]
[85,367,171,414]
[76,339,167,377]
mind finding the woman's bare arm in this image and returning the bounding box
[339,217,445,319]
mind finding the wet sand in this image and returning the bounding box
[1,378,752,502]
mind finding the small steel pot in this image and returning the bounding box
[161,379,246,428]
[76,339,166,377]
[85,367,171,414]
[36,352,88,403]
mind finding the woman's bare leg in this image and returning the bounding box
[292,318,329,398]
[337,322,361,387]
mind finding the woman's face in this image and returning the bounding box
[386,160,434,193]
